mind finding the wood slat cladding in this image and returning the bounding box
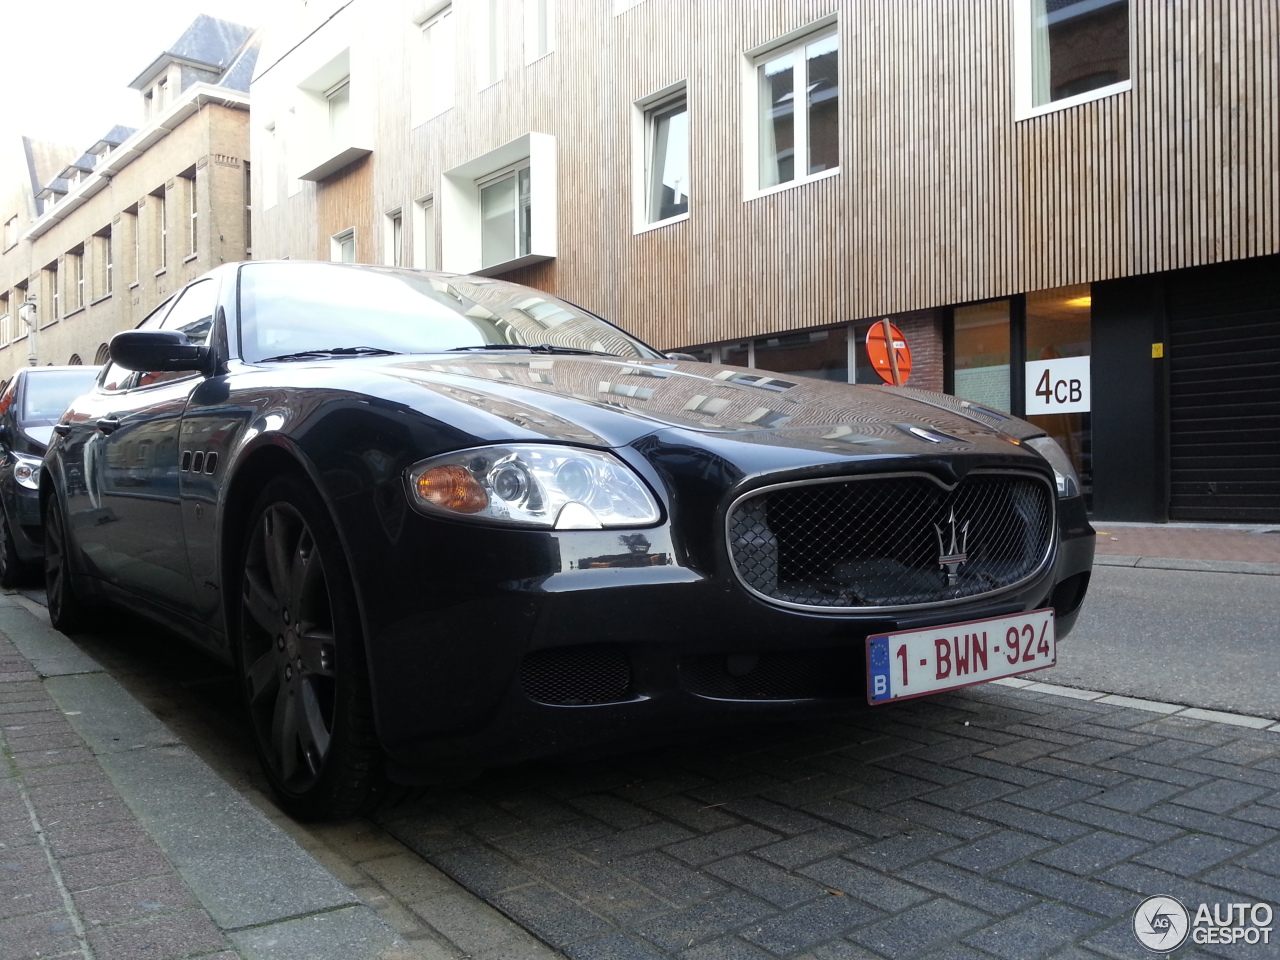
[253,0,1278,350]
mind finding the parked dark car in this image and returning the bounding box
[42,261,1094,819]
[0,365,99,586]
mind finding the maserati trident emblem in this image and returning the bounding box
[933,508,969,586]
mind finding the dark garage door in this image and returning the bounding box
[1167,256,1280,522]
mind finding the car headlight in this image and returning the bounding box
[406,444,661,529]
[1025,436,1081,498]
[12,452,42,491]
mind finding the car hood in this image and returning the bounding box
[345,354,1043,454]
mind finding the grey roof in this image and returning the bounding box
[216,34,261,93]
[37,178,70,198]
[89,125,137,153]
[129,14,255,89]
[62,154,97,175]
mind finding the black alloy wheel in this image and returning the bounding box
[236,475,380,820]
[0,508,24,589]
[44,494,87,632]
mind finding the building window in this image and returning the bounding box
[44,262,59,321]
[68,247,85,310]
[186,172,198,256]
[478,163,531,268]
[750,23,839,193]
[295,50,370,182]
[414,196,435,270]
[480,0,503,88]
[643,92,689,225]
[153,189,167,271]
[385,209,404,266]
[3,216,16,250]
[415,4,455,123]
[0,292,9,345]
[93,227,113,299]
[1016,0,1131,118]
[244,161,253,255]
[526,0,554,62]
[327,79,352,143]
[441,132,555,275]
[331,229,355,263]
[126,205,140,284]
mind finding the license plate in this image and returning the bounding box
[867,608,1056,704]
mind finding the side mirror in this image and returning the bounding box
[664,352,704,362]
[109,330,209,373]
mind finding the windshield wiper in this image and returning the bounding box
[258,346,402,362]
[445,343,620,357]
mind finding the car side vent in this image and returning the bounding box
[680,650,862,701]
[520,646,634,706]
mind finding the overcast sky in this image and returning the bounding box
[2,0,286,150]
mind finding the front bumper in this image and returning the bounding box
[334,486,1094,780]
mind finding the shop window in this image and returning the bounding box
[1024,283,1092,502]
[754,328,848,382]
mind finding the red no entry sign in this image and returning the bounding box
[866,320,912,385]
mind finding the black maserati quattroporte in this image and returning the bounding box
[43,261,1094,818]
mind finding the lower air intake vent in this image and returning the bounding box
[520,646,634,705]
[681,650,862,701]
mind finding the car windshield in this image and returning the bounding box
[20,368,100,421]
[237,262,663,364]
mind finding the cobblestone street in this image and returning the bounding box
[374,684,1280,960]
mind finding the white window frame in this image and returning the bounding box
[525,0,555,63]
[413,3,455,126]
[186,173,198,257]
[741,15,840,201]
[384,208,404,266]
[632,81,690,234]
[331,228,355,263]
[476,160,533,269]
[479,0,503,89]
[441,132,556,276]
[155,190,167,272]
[294,49,372,182]
[413,194,436,270]
[1012,0,1133,121]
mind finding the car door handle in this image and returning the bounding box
[54,424,72,437]
[96,417,121,434]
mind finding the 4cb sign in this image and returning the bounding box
[1025,355,1090,415]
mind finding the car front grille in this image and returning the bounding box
[727,471,1054,611]
[520,645,635,705]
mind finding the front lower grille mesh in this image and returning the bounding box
[520,646,634,705]
[728,472,1053,610]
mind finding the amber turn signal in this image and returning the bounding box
[415,465,489,514]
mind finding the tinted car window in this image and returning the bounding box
[20,369,99,421]
[237,262,661,362]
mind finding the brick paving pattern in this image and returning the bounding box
[1092,526,1280,564]
[375,686,1280,959]
[0,634,237,960]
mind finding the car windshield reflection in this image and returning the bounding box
[237,262,661,364]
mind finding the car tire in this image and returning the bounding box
[235,474,382,821]
[44,494,89,632]
[0,508,27,589]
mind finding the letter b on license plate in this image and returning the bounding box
[867,609,1055,704]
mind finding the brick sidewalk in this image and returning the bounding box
[1092,524,1280,564]
[0,633,238,960]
